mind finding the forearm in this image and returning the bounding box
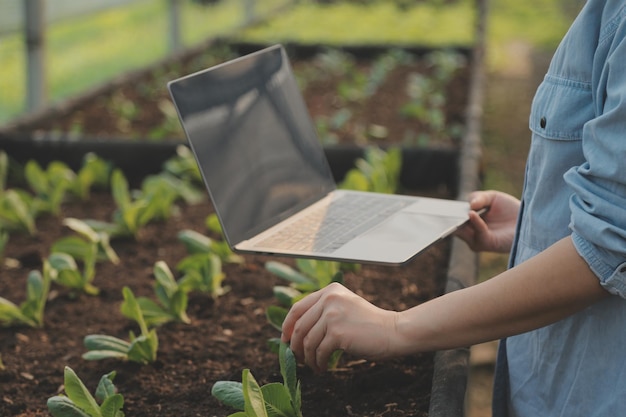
[392,237,610,355]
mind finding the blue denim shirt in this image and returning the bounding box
[494,1,626,416]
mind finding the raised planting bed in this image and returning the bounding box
[0,13,487,415]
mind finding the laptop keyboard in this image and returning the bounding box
[254,194,411,253]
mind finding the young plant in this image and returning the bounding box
[212,342,303,417]
[161,145,203,184]
[0,263,51,328]
[177,252,227,298]
[24,159,76,216]
[0,189,37,235]
[121,261,191,327]
[83,286,158,364]
[264,259,346,366]
[47,366,124,417]
[178,224,243,264]
[48,252,100,296]
[69,152,112,201]
[339,146,402,194]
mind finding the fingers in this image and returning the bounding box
[281,283,346,371]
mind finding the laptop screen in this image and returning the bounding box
[168,45,336,245]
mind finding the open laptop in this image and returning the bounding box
[167,44,471,265]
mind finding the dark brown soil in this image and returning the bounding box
[1,192,450,417]
[0,43,469,416]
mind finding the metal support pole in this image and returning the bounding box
[168,0,182,52]
[23,0,46,112]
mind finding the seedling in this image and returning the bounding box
[177,252,227,298]
[339,146,402,194]
[0,189,37,235]
[0,262,51,328]
[212,342,303,417]
[52,218,120,265]
[83,287,158,364]
[48,252,100,296]
[178,226,243,264]
[121,261,191,326]
[265,259,346,367]
[70,153,112,201]
[24,159,75,216]
[400,50,466,145]
[265,259,344,296]
[161,145,202,184]
[47,366,124,417]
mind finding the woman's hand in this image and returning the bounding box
[456,190,521,253]
[281,283,398,374]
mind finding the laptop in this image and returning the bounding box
[167,44,471,265]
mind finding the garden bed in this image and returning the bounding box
[0,31,485,416]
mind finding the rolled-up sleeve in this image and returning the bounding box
[565,17,626,297]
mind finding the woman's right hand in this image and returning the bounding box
[455,190,521,253]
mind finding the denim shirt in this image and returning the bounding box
[493,1,626,416]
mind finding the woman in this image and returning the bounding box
[281,1,626,415]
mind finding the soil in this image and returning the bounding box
[13,43,470,148]
[0,43,470,417]
[1,193,450,417]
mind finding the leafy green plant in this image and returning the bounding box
[339,146,402,194]
[121,261,191,326]
[400,50,466,145]
[24,159,76,216]
[0,263,51,328]
[69,153,112,201]
[83,287,158,364]
[47,366,124,417]
[0,189,37,235]
[48,252,100,296]
[177,252,227,299]
[178,225,243,264]
[53,218,120,265]
[161,145,203,184]
[212,342,302,417]
[49,218,120,296]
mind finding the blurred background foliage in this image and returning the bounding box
[0,0,582,125]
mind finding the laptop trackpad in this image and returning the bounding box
[366,212,461,242]
[333,212,464,264]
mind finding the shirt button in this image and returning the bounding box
[540,117,547,129]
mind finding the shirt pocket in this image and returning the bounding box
[516,75,594,257]
[529,74,593,141]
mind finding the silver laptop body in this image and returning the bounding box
[167,44,470,265]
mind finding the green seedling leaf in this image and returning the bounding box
[279,343,301,416]
[99,394,124,417]
[242,369,268,417]
[48,367,123,417]
[178,229,212,253]
[47,395,92,417]
[266,306,288,332]
[62,366,102,417]
[0,189,36,234]
[265,262,314,287]
[84,335,131,354]
[211,381,245,411]
[272,286,302,307]
[260,383,293,417]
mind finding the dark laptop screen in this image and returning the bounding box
[168,45,336,245]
